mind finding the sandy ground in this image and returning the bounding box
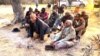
[0,5,100,56]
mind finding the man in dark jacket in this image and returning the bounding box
[48,11,59,28]
[61,12,73,21]
[21,7,33,27]
[27,12,50,41]
[53,12,73,30]
[23,7,33,37]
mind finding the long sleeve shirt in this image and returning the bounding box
[29,18,49,38]
[52,26,76,43]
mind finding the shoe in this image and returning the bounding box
[12,28,20,32]
[45,45,55,50]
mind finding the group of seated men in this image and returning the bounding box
[22,4,89,50]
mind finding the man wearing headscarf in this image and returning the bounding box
[49,20,76,50]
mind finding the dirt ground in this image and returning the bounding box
[0,5,100,56]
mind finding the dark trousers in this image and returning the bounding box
[76,29,86,40]
[27,26,50,40]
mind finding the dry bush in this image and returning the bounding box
[90,34,100,49]
[82,34,100,56]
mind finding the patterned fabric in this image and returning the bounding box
[52,21,76,42]
[61,27,70,39]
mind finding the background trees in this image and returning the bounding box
[11,0,24,23]
[0,0,53,4]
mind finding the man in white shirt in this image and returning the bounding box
[49,20,76,50]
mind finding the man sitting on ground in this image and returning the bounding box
[45,20,76,50]
[46,3,52,18]
[48,11,59,28]
[21,7,33,28]
[39,8,49,23]
[73,14,86,40]
[26,12,50,41]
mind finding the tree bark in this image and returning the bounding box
[54,0,58,5]
[11,0,24,23]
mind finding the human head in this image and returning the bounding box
[29,7,33,12]
[26,11,32,17]
[81,11,86,15]
[53,12,57,16]
[65,12,71,16]
[47,3,51,8]
[34,8,39,12]
[30,12,37,23]
[74,13,81,20]
[53,5,58,10]
[63,20,72,28]
[58,6,64,14]
[41,8,46,13]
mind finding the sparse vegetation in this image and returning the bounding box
[84,34,100,56]
[83,45,93,56]
[90,34,100,49]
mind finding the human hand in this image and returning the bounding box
[24,23,29,27]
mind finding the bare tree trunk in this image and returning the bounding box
[54,0,58,5]
[11,0,24,23]
[39,0,42,4]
